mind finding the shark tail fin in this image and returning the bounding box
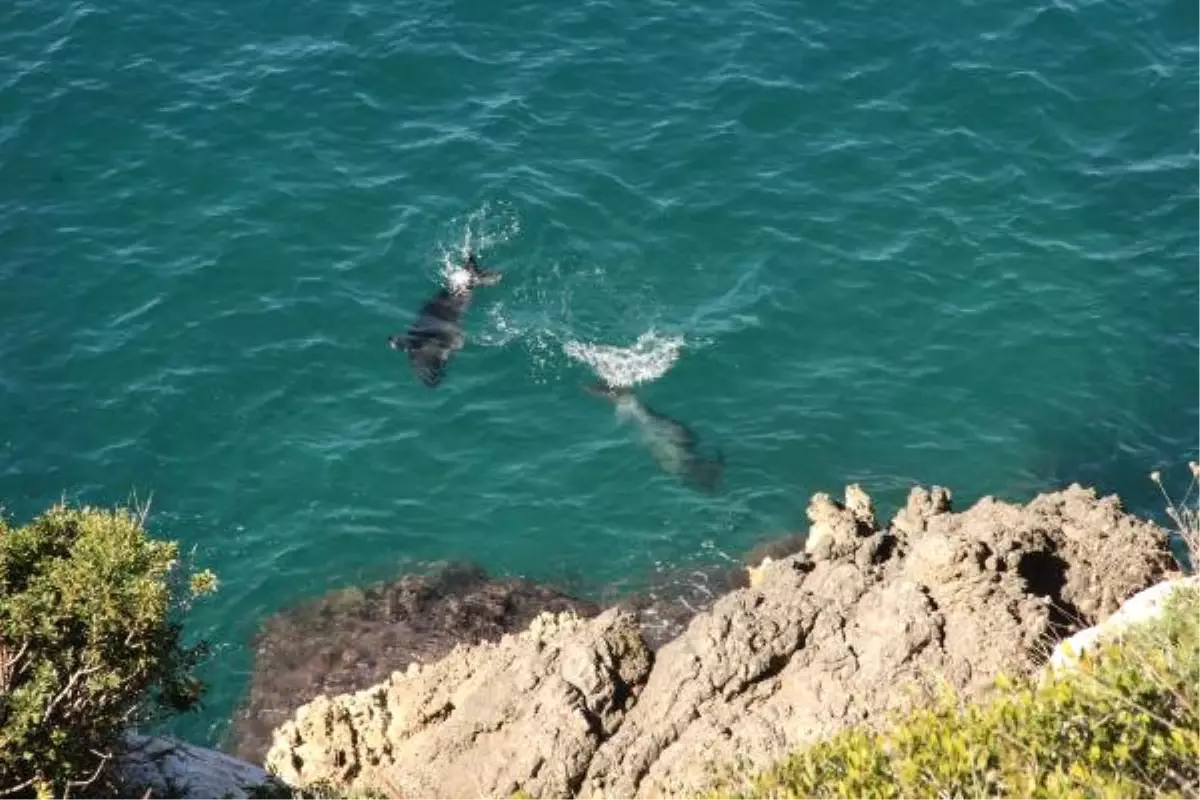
[464,251,502,287]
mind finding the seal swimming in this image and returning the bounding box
[388,252,501,388]
[586,381,724,493]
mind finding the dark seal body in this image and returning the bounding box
[388,253,501,388]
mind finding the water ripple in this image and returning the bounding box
[0,0,1195,748]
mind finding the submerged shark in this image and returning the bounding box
[388,253,501,388]
[587,382,724,493]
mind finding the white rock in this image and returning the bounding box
[746,557,774,588]
[1049,576,1197,671]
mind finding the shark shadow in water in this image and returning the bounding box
[587,381,725,493]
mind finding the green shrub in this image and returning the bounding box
[0,503,216,798]
[712,586,1199,799]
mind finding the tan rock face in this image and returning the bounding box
[266,609,651,799]
[265,484,1176,799]
[230,562,599,762]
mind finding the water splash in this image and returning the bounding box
[563,330,685,388]
[429,205,686,389]
[437,201,521,291]
[479,301,525,347]
[441,257,474,294]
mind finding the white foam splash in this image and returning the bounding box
[426,205,688,389]
[438,201,520,291]
[563,330,685,388]
[441,256,473,294]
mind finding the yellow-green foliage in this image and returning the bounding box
[715,586,1199,800]
[0,504,215,798]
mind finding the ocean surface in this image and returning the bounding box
[1,0,1196,746]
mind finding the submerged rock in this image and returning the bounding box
[611,533,812,649]
[263,484,1177,798]
[227,562,599,762]
[608,561,748,651]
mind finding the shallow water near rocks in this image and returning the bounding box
[1,0,1196,745]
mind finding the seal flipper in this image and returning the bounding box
[391,330,452,388]
[411,344,449,388]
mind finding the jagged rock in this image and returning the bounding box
[844,483,876,529]
[119,734,269,799]
[228,562,599,762]
[263,484,1176,799]
[581,484,1174,797]
[891,485,953,537]
[1024,486,1177,621]
[265,609,652,799]
[745,557,773,587]
[804,486,876,561]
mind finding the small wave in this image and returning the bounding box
[563,330,685,388]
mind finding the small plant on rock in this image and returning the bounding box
[1150,462,1199,572]
[0,502,216,798]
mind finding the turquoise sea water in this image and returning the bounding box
[2,0,1196,746]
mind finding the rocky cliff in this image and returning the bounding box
[263,484,1177,798]
[229,562,601,762]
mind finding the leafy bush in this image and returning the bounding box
[0,503,216,798]
[712,586,1199,799]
